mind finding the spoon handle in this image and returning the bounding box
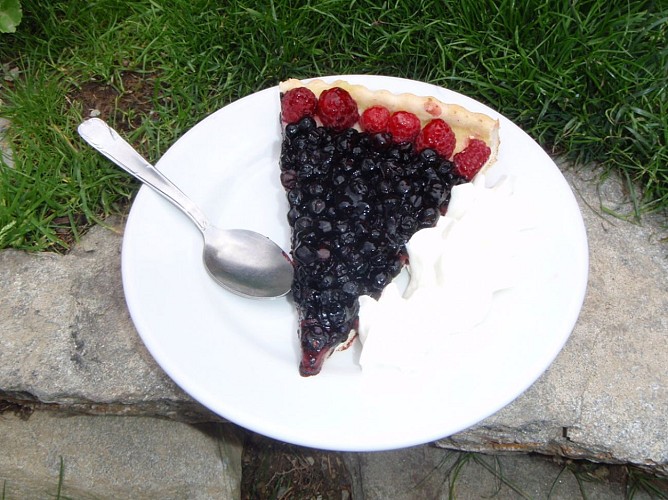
[77,118,209,232]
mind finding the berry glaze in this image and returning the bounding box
[280,84,491,376]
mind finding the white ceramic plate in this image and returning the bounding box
[122,75,588,451]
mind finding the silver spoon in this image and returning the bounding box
[77,118,293,299]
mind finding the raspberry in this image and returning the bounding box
[281,87,317,124]
[388,111,421,143]
[453,139,491,180]
[360,106,390,133]
[316,87,359,131]
[415,119,456,159]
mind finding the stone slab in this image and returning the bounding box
[0,217,210,422]
[342,445,636,499]
[0,412,242,499]
[4,413,656,500]
[0,117,13,167]
[0,165,666,475]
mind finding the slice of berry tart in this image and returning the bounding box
[279,78,500,376]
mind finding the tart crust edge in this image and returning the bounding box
[279,78,500,173]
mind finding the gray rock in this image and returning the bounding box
[0,412,242,499]
[0,117,13,168]
[437,166,668,476]
[0,217,212,422]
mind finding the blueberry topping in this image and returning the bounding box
[280,116,464,376]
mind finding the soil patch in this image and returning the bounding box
[68,71,159,133]
[241,432,352,499]
[0,400,33,420]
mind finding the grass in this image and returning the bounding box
[0,456,73,500]
[0,0,666,251]
[415,450,668,499]
[417,451,533,499]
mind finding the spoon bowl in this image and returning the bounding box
[77,118,293,299]
[202,227,293,298]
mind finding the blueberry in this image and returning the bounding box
[419,148,439,163]
[294,216,313,232]
[317,247,331,260]
[373,272,390,289]
[342,281,359,295]
[295,245,317,265]
[340,232,355,245]
[331,174,345,187]
[305,330,327,351]
[297,230,318,244]
[371,132,392,151]
[321,274,335,288]
[335,221,350,233]
[360,158,377,174]
[287,187,303,205]
[352,201,370,219]
[396,179,411,195]
[409,194,423,209]
[427,182,445,202]
[400,216,417,233]
[309,199,326,215]
[297,163,314,179]
[307,182,325,196]
[359,240,376,254]
[298,116,316,131]
[318,220,333,233]
[287,206,300,222]
[280,171,297,189]
[285,123,300,139]
[378,180,392,195]
[350,178,369,196]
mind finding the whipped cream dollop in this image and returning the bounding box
[357,174,535,372]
